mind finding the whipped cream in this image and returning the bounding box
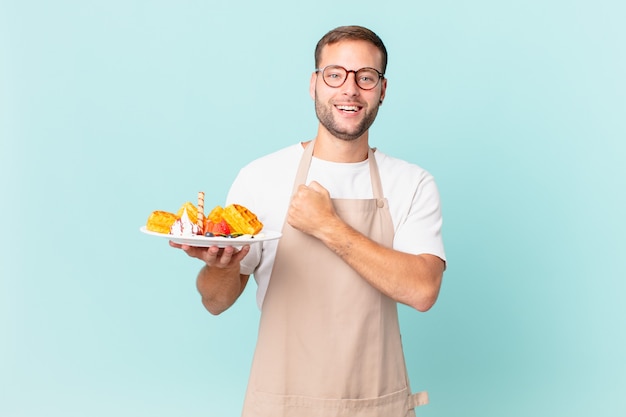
[170,208,199,236]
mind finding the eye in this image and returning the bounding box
[326,70,345,80]
[358,69,377,81]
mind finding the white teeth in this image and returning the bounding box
[337,105,359,112]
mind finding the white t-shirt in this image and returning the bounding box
[226,143,446,309]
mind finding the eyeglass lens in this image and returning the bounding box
[322,65,381,90]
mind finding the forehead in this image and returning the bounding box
[318,40,383,70]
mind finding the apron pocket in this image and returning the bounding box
[244,387,423,417]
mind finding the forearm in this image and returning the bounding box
[196,265,249,315]
[316,218,444,312]
[169,242,252,315]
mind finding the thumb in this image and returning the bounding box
[307,181,328,193]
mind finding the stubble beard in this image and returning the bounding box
[314,92,379,141]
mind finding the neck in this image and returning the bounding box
[305,130,370,163]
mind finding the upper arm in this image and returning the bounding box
[239,273,251,296]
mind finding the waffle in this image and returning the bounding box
[146,211,177,234]
[221,204,263,235]
[176,202,199,226]
[207,205,225,224]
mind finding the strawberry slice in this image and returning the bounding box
[212,219,231,235]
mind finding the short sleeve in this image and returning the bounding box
[392,173,446,262]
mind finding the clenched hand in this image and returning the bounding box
[287,181,338,238]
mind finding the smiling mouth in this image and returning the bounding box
[335,105,362,113]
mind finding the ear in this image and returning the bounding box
[309,71,317,100]
[379,77,388,104]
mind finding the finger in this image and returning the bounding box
[307,181,327,193]
[202,245,221,264]
[213,246,236,267]
[174,242,198,256]
[292,184,313,208]
[176,245,218,264]
[221,245,248,267]
[233,244,251,262]
[293,184,309,199]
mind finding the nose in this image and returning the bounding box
[341,71,360,95]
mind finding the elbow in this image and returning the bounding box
[409,256,444,312]
[206,307,226,316]
[397,288,438,312]
[409,287,441,312]
[412,291,439,312]
[409,273,443,312]
[202,297,231,316]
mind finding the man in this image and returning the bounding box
[171,25,446,417]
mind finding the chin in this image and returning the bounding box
[332,133,360,141]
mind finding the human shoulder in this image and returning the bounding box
[239,143,303,174]
[374,149,434,184]
[228,143,303,200]
[374,149,445,261]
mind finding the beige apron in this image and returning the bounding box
[242,141,428,417]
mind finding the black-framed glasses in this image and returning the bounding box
[315,65,384,90]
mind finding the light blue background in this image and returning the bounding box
[1,0,625,416]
